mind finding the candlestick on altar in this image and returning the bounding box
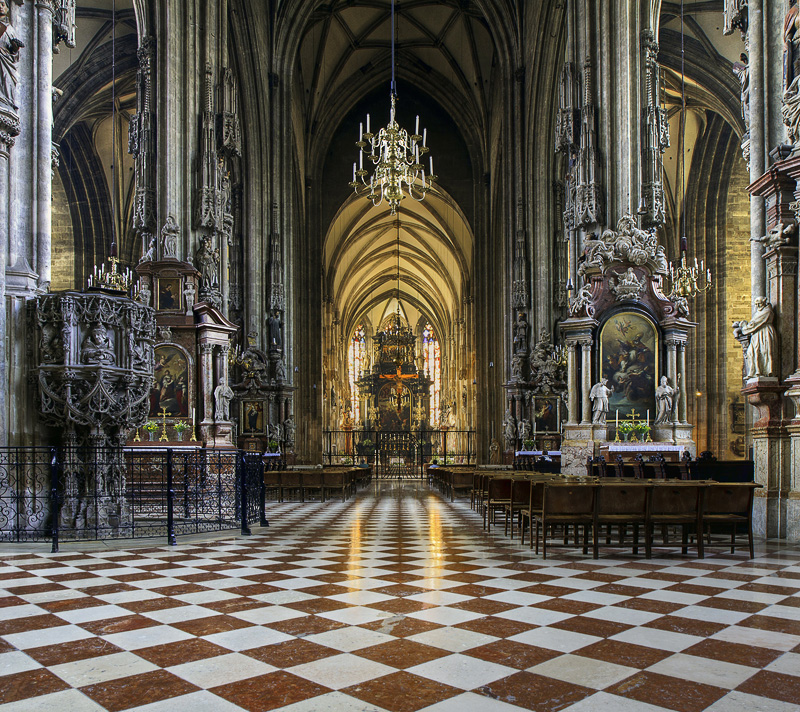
[646,410,649,426]
[159,407,170,442]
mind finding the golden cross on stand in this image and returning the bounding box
[624,409,641,423]
[159,407,170,442]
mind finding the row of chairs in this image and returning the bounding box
[263,467,371,502]
[428,466,477,501]
[588,453,755,483]
[474,474,758,559]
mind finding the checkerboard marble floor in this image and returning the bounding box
[1,481,800,712]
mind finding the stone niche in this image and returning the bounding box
[560,215,697,475]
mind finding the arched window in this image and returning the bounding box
[348,325,366,422]
[422,323,441,424]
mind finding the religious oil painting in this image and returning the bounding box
[600,312,657,419]
[377,381,411,431]
[150,345,190,417]
[242,401,264,434]
[533,396,559,433]
[157,277,181,311]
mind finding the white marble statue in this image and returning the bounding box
[214,377,234,421]
[736,297,777,378]
[0,0,24,112]
[503,409,516,450]
[655,376,675,425]
[517,418,531,442]
[589,378,613,424]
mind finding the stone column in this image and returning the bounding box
[665,337,678,422]
[566,341,578,425]
[784,387,800,541]
[580,340,592,425]
[35,0,53,289]
[200,343,214,426]
[677,342,688,425]
[748,0,767,308]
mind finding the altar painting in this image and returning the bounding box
[242,401,264,434]
[157,277,181,311]
[377,382,411,431]
[600,312,657,418]
[532,397,560,433]
[150,345,190,417]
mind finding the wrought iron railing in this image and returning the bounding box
[0,446,270,552]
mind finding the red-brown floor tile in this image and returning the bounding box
[534,598,601,615]
[644,615,726,638]
[739,614,800,636]
[0,668,70,703]
[695,597,766,614]
[455,615,536,638]
[285,597,352,614]
[210,670,331,712]
[41,597,107,613]
[203,597,265,614]
[150,583,209,596]
[225,583,283,597]
[120,597,188,613]
[360,617,443,638]
[242,572,289,583]
[466,640,561,669]
[0,595,27,608]
[615,598,684,614]
[265,615,347,636]
[111,572,162,582]
[134,638,231,667]
[666,583,727,596]
[368,598,437,615]
[4,583,66,596]
[81,669,200,711]
[0,614,67,635]
[575,639,673,668]
[606,671,727,712]
[26,637,125,666]
[551,615,631,639]
[244,638,339,667]
[518,584,581,598]
[344,670,460,712]
[354,638,451,668]
[477,671,593,712]
[449,598,516,615]
[81,584,135,595]
[80,614,160,636]
[682,639,784,668]
[594,584,651,597]
[172,614,254,636]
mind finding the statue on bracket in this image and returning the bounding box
[267,309,283,352]
[503,409,516,450]
[195,235,220,288]
[513,312,529,353]
[161,216,179,260]
[568,282,595,316]
[283,415,295,445]
[655,376,676,425]
[589,378,613,424]
[139,234,156,264]
[783,0,800,144]
[0,0,24,112]
[733,297,777,378]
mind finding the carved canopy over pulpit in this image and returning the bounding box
[560,215,697,474]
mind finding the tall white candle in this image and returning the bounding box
[359,122,363,140]
[415,115,419,135]
[646,410,649,426]
[366,114,370,133]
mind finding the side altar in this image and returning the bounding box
[559,215,698,474]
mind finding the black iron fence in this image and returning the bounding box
[0,446,271,552]
[323,430,476,477]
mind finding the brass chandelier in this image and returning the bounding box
[349,0,436,215]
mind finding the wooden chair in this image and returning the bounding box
[594,482,651,559]
[520,480,545,547]
[302,471,324,501]
[263,470,281,500]
[322,470,349,501]
[504,478,531,539]
[703,483,757,558]
[451,470,475,501]
[647,483,705,558]
[535,483,597,559]
[484,477,513,531]
[280,471,303,502]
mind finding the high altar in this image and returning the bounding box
[559,216,698,474]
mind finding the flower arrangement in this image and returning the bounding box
[617,421,634,440]
[361,438,374,450]
[143,421,158,433]
[634,422,651,441]
[173,421,189,434]
[522,439,535,451]
[268,439,279,452]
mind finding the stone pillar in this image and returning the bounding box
[748,0,767,309]
[580,340,592,425]
[677,342,688,424]
[566,341,578,425]
[35,0,53,289]
[784,386,800,541]
[200,342,214,428]
[665,337,678,423]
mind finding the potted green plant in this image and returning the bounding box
[173,421,189,441]
[635,422,650,442]
[522,438,535,451]
[144,421,158,441]
[267,439,279,453]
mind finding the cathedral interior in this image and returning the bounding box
[2,1,800,711]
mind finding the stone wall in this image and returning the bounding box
[51,169,75,291]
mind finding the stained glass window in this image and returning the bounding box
[348,325,366,422]
[422,323,441,424]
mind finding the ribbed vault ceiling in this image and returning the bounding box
[298,0,494,133]
[324,188,473,341]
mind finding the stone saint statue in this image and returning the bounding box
[214,377,234,421]
[184,282,195,316]
[737,297,777,379]
[81,324,115,365]
[195,235,219,288]
[283,415,295,444]
[733,53,750,128]
[503,409,516,450]
[655,376,675,425]
[267,310,283,351]
[489,438,500,464]
[0,0,24,112]
[513,312,529,353]
[517,418,531,442]
[589,378,613,424]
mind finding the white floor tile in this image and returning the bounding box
[289,652,394,689]
[529,653,637,689]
